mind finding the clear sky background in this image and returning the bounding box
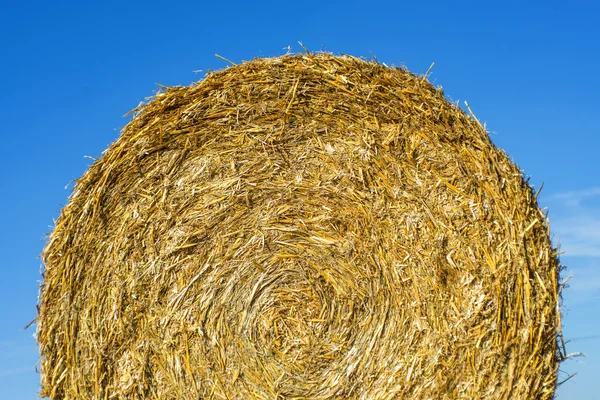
[1,1,598,398]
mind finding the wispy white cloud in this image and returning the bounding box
[538,187,600,304]
[0,338,38,363]
[542,188,600,258]
[551,217,600,257]
[548,187,600,208]
[561,263,600,305]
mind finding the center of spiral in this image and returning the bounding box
[252,271,346,375]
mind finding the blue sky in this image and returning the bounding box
[1,1,598,398]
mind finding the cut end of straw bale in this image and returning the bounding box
[38,54,562,399]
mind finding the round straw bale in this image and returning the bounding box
[38,54,562,399]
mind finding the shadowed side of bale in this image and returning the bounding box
[38,54,562,399]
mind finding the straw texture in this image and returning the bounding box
[38,54,562,399]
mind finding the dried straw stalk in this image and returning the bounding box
[38,54,563,399]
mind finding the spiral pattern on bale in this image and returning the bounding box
[38,54,562,399]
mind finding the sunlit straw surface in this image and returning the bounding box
[38,54,563,399]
